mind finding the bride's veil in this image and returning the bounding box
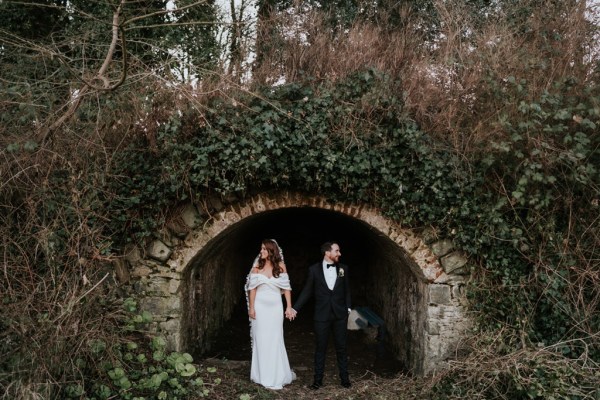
[244,239,284,300]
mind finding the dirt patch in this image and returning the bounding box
[199,303,406,398]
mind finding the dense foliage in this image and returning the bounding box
[108,69,600,351]
[60,298,220,400]
[107,71,462,239]
[102,68,600,398]
[1,0,599,399]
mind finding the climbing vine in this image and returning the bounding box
[106,69,600,368]
[108,70,467,241]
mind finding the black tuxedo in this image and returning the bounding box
[294,261,351,384]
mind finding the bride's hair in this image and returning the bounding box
[258,239,283,278]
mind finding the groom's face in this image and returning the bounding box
[326,244,341,263]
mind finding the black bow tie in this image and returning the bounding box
[326,263,336,269]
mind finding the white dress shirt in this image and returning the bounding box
[322,260,337,290]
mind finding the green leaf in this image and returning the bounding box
[141,310,153,323]
[65,384,84,398]
[117,376,132,389]
[153,350,165,361]
[152,337,167,350]
[176,362,197,377]
[108,367,125,380]
[89,339,107,354]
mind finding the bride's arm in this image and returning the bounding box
[279,262,296,320]
[283,287,295,320]
[248,288,257,319]
[283,288,292,309]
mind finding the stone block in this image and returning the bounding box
[265,195,281,209]
[252,196,266,212]
[113,258,130,283]
[166,222,188,239]
[398,235,421,253]
[131,265,153,278]
[147,240,172,262]
[434,273,467,285]
[154,266,180,279]
[431,239,455,257]
[165,332,181,352]
[140,296,181,318]
[425,334,446,359]
[452,284,464,300]
[426,320,440,335]
[123,244,142,264]
[428,303,461,319]
[238,204,253,218]
[388,227,401,241]
[159,318,181,335]
[207,195,224,212]
[363,213,390,234]
[169,278,181,294]
[208,217,229,237]
[420,227,439,244]
[441,251,468,275]
[144,276,172,296]
[429,284,451,305]
[155,231,178,247]
[223,211,242,224]
[222,193,238,205]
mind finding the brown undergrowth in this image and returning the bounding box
[192,357,421,400]
[252,0,598,155]
[1,0,599,398]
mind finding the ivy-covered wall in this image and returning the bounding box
[106,69,599,372]
[121,191,473,375]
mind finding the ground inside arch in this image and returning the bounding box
[199,298,406,390]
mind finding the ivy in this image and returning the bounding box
[103,70,600,368]
[60,298,218,400]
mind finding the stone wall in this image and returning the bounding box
[369,248,428,373]
[120,191,472,375]
[424,240,471,374]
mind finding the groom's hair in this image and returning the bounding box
[320,241,338,257]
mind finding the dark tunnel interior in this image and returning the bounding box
[182,206,423,376]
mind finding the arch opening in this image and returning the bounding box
[181,207,428,373]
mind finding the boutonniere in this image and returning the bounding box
[338,268,344,278]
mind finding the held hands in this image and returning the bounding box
[285,307,297,321]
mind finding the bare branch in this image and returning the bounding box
[123,0,210,26]
[124,20,224,31]
[40,0,128,142]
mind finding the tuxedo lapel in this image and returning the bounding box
[333,265,340,290]
[316,263,327,288]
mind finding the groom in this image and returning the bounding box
[289,242,352,389]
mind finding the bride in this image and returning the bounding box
[245,239,296,390]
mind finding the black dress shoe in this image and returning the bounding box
[310,380,322,390]
[341,380,352,388]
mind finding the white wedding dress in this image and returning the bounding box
[246,273,296,389]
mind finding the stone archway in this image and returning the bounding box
[122,191,471,375]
